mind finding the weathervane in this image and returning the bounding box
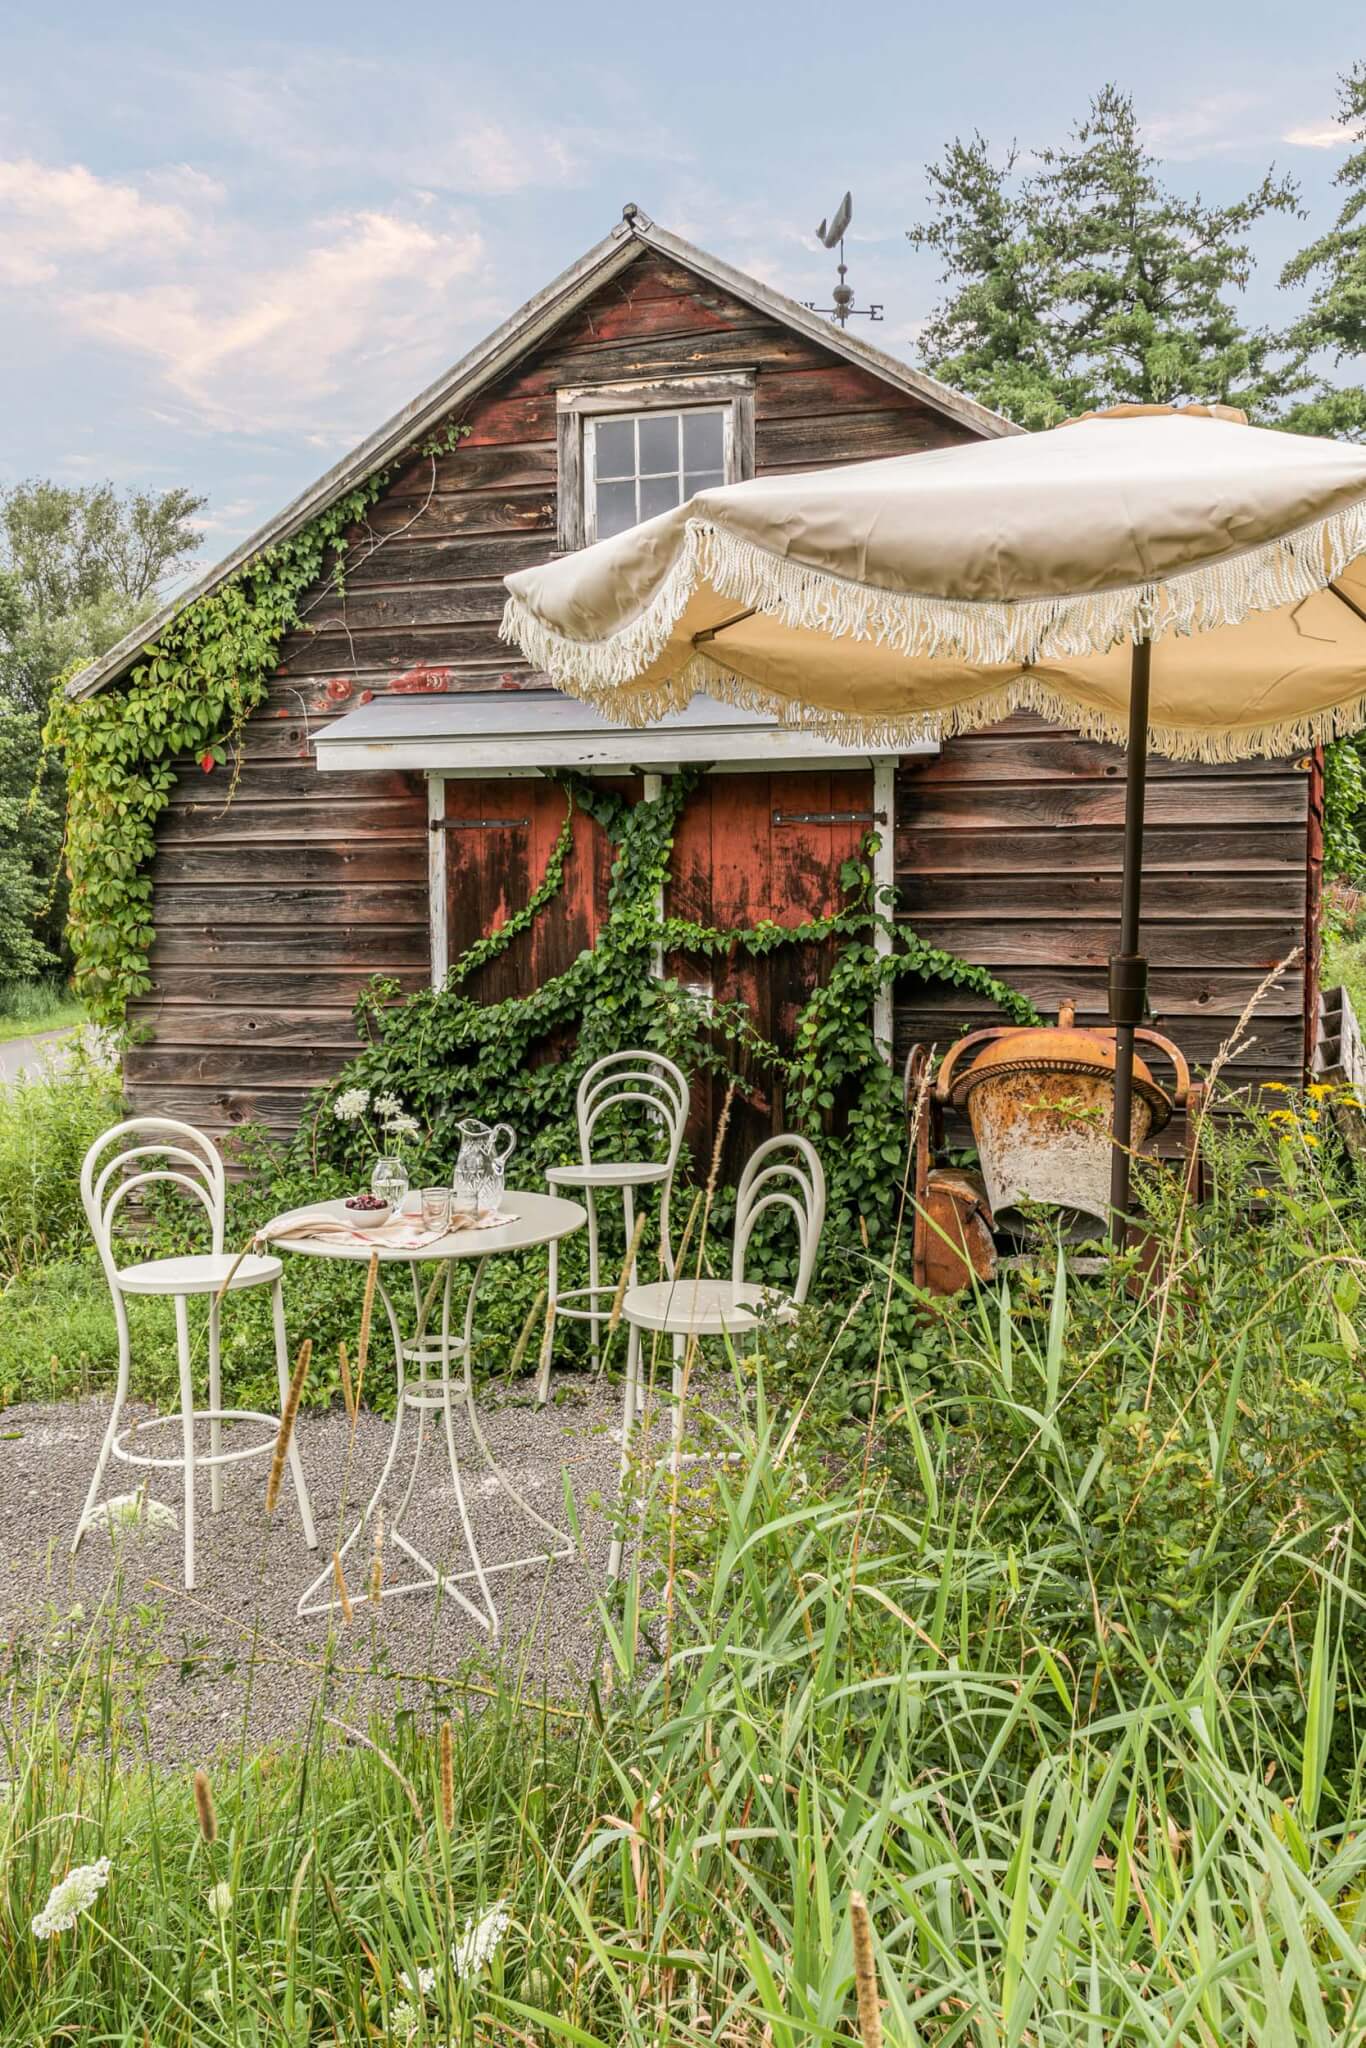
[804,191,882,328]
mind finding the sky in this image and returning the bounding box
[2,2,1362,569]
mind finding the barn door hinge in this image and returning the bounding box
[430,816,530,830]
[772,808,884,827]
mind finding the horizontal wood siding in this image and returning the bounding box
[894,713,1310,1094]
[124,245,1313,1143]
[127,248,963,1140]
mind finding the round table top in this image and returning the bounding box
[260,1190,587,1263]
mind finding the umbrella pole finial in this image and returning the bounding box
[1109,637,1153,1245]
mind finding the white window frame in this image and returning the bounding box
[556,371,755,552]
[583,405,733,546]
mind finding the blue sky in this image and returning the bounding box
[2,2,1361,566]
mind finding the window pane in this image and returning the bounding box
[684,470,725,503]
[639,473,682,522]
[637,413,680,475]
[595,479,637,539]
[594,417,635,479]
[683,410,725,472]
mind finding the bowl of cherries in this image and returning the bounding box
[344,1192,391,1229]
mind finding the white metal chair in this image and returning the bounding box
[609,1132,826,1579]
[537,1051,689,1401]
[74,1117,317,1589]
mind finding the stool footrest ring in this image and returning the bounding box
[111,1407,281,1473]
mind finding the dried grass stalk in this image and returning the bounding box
[507,1288,547,1379]
[193,1767,218,1843]
[357,1251,379,1392]
[369,1511,384,1603]
[439,1720,454,1833]
[266,1338,312,1516]
[849,1892,883,2048]
[331,1550,354,1624]
[607,1212,649,1337]
[537,1302,557,1386]
[338,1340,355,1425]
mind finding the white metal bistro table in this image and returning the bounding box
[260,1191,587,1636]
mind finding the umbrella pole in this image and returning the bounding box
[1108,637,1152,1245]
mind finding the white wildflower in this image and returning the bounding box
[85,1493,178,1534]
[402,1965,436,1999]
[388,1996,420,2036]
[208,1881,233,1918]
[451,1900,510,1979]
[373,1091,403,1119]
[333,1087,370,1122]
[31,1857,112,1938]
[384,1112,421,1142]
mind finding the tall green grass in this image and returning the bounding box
[3,1358,1364,2045]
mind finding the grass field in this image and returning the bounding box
[0,977,85,1045]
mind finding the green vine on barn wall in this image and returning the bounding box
[42,426,471,1028]
[312,771,1039,1261]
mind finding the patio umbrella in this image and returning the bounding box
[501,407,1366,1238]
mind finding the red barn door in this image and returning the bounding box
[665,769,874,1166]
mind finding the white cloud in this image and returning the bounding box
[1141,92,1267,161]
[69,207,487,433]
[0,156,193,284]
[1283,120,1357,149]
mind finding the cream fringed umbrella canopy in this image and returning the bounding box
[501,408,1366,1235]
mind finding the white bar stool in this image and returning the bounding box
[610,1133,825,1581]
[73,1117,318,1589]
[537,1051,689,1402]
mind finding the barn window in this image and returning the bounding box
[586,408,727,541]
[557,372,755,551]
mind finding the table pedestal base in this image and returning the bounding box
[297,1254,575,1636]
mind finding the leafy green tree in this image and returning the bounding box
[0,481,205,980]
[1280,63,1366,441]
[909,86,1304,427]
[0,481,205,716]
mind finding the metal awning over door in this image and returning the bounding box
[312,689,933,776]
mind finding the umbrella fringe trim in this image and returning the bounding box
[666,658,1366,764]
[501,494,1366,745]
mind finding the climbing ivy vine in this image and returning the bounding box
[42,427,471,1028]
[308,771,1038,1262]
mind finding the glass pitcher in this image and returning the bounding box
[452,1118,515,1217]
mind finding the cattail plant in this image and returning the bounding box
[266,1339,311,1517]
[849,1892,883,2048]
[438,1721,454,1833]
[192,1767,218,1844]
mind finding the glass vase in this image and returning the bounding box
[371,1154,410,1213]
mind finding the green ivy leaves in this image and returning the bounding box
[44,478,389,1027]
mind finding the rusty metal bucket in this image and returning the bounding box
[937,1019,1188,1235]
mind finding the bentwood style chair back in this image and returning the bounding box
[75,1118,317,1589]
[608,1133,826,1579]
[538,1051,690,1401]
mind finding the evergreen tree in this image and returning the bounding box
[909,86,1304,428]
[1280,63,1366,441]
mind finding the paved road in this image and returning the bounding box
[0,1027,77,1084]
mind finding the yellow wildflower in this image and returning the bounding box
[1263,1081,1290,1092]
[1303,1133,1321,1149]
[1253,1185,1270,1198]
[1266,1108,1297,1128]
[1307,1082,1333,1100]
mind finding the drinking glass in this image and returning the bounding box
[420,1186,451,1233]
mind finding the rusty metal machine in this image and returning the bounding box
[904,1004,1204,1294]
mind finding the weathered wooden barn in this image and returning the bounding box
[72,208,1321,1145]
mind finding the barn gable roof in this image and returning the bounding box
[69,206,1019,701]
